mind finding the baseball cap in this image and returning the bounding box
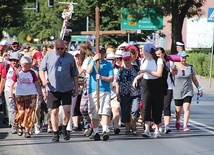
[122,52,131,60]
[144,43,156,53]
[20,56,32,64]
[33,52,43,59]
[106,53,115,60]
[99,47,106,53]
[12,41,19,45]
[177,51,189,57]
[9,52,21,61]
[115,50,122,58]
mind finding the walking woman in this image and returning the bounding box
[173,51,203,131]
[155,47,178,134]
[133,43,164,138]
[9,56,43,138]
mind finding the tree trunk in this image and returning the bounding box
[171,0,185,54]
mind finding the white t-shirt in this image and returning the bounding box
[4,67,15,92]
[111,66,119,99]
[12,70,38,96]
[81,56,92,78]
[141,58,163,79]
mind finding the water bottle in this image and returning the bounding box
[196,93,200,104]
[9,101,15,109]
[196,86,203,104]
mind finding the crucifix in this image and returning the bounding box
[70,7,127,108]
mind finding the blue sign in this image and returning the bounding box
[207,8,214,22]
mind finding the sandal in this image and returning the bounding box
[25,132,31,138]
[17,126,23,136]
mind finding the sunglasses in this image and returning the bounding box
[181,70,185,76]
[13,45,18,48]
[56,48,64,50]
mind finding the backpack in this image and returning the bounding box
[142,58,169,96]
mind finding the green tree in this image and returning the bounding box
[115,0,206,53]
[0,0,34,40]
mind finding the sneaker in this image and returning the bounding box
[102,132,109,141]
[34,125,40,134]
[94,133,101,141]
[72,126,79,132]
[62,130,70,140]
[164,126,171,134]
[11,126,17,134]
[114,127,120,135]
[131,128,137,135]
[25,132,31,138]
[142,130,151,138]
[159,127,163,133]
[154,131,161,138]
[175,122,180,130]
[84,128,93,137]
[47,126,53,133]
[183,126,190,131]
[52,132,59,142]
[89,133,94,139]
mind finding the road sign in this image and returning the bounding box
[121,9,163,30]
[208,8,214,22]
[71,35,88,42]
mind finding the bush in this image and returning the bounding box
[187,52,214,77]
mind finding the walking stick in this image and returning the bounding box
[95,7,100,109]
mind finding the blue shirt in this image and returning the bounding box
[88,59,114,94]
[39,51,78,92]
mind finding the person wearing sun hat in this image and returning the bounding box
[106,52,121,134]
[173,50,203,132]
[8,56,43,138]
[176,41,185,53]
[0,52,21,134]
[116,51,141,135]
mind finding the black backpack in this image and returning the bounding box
[161,61,169,96]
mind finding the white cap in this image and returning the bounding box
[115,50,123,58]
[176,41,184,46]
[106,53,115,60]
[0,40,9,46]
[71,50,80,56]
[20,56,32,64]
[118,42,128,48]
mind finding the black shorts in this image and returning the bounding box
[174,96,192,106]
[47,91,72,109]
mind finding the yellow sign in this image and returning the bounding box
[26,35,32,41]
[128,22,137,26]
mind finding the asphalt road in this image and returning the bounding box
[0,76,214,155]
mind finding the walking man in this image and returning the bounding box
[86,48,114,141]
[39,39,79,142]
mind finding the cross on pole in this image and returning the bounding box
[70,7,127,108]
